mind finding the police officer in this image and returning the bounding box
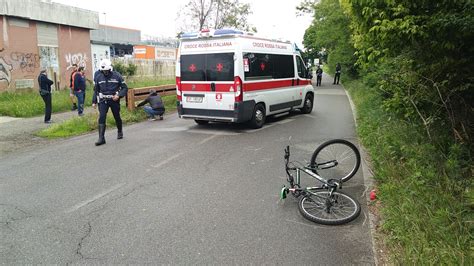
[333,63,341,85]
[92,59,128,146]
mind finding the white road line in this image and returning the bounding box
[244,123,277,133]
[276,118,295,124]
[304,114,317,119]
[65,183,126,213]
[152,153,183,168]
[150,127,189,132]
[198,134,219,145]
[187,129,239,136]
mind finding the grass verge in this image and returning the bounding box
[0,78,174,117]
[344,78,472,264]
[36,94,177,139]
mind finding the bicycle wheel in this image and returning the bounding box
[310,139,361,182]
[298,190,360,225]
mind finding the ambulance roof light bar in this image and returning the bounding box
[180,28,249,39]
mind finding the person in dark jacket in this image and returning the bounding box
[69,64,78,111]
[137,89,165,121]
[333,63,341,85]
[92,59,128,146]
[38,69,53,123]
[73,66,86,116]
[316,65,323,86]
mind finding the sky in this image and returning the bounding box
[52,0,313,49]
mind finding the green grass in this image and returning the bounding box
[0,87,93,117]
[127,77,174,88]
[36,95,177,139]
[344,78,472,264]
[0,78,175,118]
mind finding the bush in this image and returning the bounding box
[112,61,137,76]
[345,79,472,264]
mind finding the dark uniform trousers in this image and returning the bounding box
[98,99,122,130]
[41,93,52,122]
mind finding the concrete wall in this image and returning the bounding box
[58,25,93,85]
[114,58,175,80]
[91,25,140,44]
[0,16,41,91]
[0,15,93,92]
[0,0,98,30]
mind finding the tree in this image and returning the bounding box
[301,0,356,76]
[178,0,256,32]
[345,0,474,143]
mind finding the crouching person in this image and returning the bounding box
[137,89,165,121]
[92,59,128,146]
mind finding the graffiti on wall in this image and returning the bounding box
[10,52,40,73]
[65,53,87,70]
[92,50,109,73]
[0,57,13,84]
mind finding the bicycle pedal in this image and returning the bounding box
[280,186,288,200]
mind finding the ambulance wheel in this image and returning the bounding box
[194,119,209,125]
[301,94,313,114]
[249,103,266,129]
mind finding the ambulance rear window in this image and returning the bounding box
[181,53,234,82]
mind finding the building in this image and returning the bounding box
[133,45,177,61]
[90,25,141,73]
[0,0,99,92]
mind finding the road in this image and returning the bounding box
[0,83,375,264]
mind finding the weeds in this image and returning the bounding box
[35,95,177,139]
[345,79,472,264]
[0,78,174,118]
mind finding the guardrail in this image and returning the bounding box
[126,84,176,111]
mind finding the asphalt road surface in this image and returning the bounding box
[0,85,375,264]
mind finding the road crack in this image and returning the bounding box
[75,222,92,259]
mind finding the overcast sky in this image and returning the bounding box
[52,0,312,49]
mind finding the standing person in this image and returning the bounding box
[37,69,53,123]
[333,63,341,85]
[137,89,165,121]
[316,65,323,86]
[73,66,86,116]
[69,64,78,111]
[92,59,128,146]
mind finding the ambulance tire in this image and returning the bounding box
[301,93,314,114]
[194,119,209,125]
[249,103,266,129]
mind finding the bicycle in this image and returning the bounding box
[280,139,362,225]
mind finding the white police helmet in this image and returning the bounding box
[99,59,112,71]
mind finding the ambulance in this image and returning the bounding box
[176,29,314,128]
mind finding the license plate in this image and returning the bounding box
[187,96,203,103]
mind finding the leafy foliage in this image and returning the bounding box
[178,0,256,32]
[112,61,137,76]
[301,0,357,76]
[301,0,473,263]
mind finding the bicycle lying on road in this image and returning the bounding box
[280,139,362,225]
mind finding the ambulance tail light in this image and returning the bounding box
[176,77,182,101]
[234,76,243,102]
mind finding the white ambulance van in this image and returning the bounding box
[176,29,314,128]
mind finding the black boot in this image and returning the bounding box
[95,124,106,146]
[117,124,123,139]
[72,103,77,111]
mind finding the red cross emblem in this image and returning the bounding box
[188,64,196,72]
[216,63,223,72]
[260,62,266,71]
